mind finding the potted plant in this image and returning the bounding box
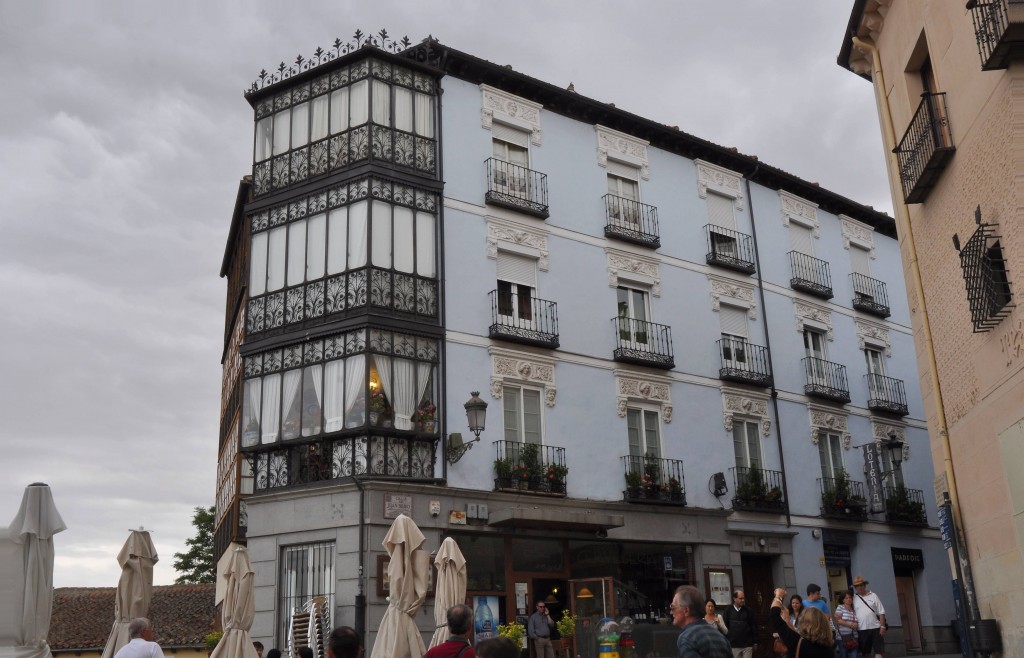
[546,463,569,493]
[556,610,576,638]
[498,620,526,650]
[642,454,662,498]
[668,476,683,501]
[369,388,386,426]
[416,400,437,433]
[736,466,768,503]
[519,443,543,489]
[624,469,642,498]
[494,457,514,489]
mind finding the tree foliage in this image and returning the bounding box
[173,505,216,584]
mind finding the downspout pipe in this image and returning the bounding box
[352,476,367,639]
[744,166,791,528]
[851,35,979,619]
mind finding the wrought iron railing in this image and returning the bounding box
[730,467,786,513]
[717,339,772,387]
[489,290,560,348]
[866,374,909,416]
[967,0,1024,70]
[818,476,869,520]
[894,92,955,203]
[493,441,567,495]
[789,252,833,299]
[485,158,550,218]
[957,219,1014,332]
[603,194,660,248]
[622,455,685,505]
[704,225,755,274]
[611,317,674,369]
[883,485,928,526]
[851,273,891,318]
[803,357,850,403]
[246,435,438,491]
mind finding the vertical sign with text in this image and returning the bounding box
[862,443,885,513]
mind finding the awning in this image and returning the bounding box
[488,508,624,532]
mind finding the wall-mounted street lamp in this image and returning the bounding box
[883,431,904,477]
[447,391,488,465]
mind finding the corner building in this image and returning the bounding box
[218,34,956,658]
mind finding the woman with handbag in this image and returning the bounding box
[834,592,859,658]
[769,588,835,658]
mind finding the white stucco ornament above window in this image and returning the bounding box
[794,300,834,341]
[489,347,557,407]
[872,420,910,462]
[487,218,549,271]
[615,370,672,422]
[695,160,744,211]
[595,125,650,180]
[840,214,876,257]
[779,190,820,238]
[808,404,851,448]
[855,318,892,357]
[707,274,757,319]
[481,84,542,145]
[606,248,661,297]
[721,387,771,437]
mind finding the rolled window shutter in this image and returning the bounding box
[850,245,871,276]
[607,159,640,180]
[492,122,530,148]
[496,251,537,287]
[707,192,737,230]
[789,223,814,255]
[719,304,748,337]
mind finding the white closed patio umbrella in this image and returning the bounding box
[100,529,159,658]
[428,537,467,649]
[210,545,258,658]
[369,514,430,658]
[0,483,67,658]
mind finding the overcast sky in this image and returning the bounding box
[0,1,890,588]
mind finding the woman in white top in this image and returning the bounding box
[834,591,859,658]
[703,599,728,635]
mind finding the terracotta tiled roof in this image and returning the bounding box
[49,584,218,652]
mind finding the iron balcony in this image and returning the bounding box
[883,485,928,526]
[492,440,567,496]
[611,317,674,369]
[818,476,869,521]
[717,339,772,387]
[489,290,560,348]
[603,194,660,248]
[866,373,910,417]
[968,0,1024,70]
[730,466,787,514]
[704,225,756,274]
[622,454,686,505]
[789,252,834,299]
[851,273,891,318]
[485,158,550,218]
[803,357,851,403]
[894,92,955,204]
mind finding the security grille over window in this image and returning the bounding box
[953,206,1013,332]
[281,541,334,656]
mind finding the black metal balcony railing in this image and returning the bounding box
[789,252,833,299]
[485,158,549,218]
[818,476,869,520]
[622,455,686,505]
[968,0,1024,70]
[246,435,438,491]
[704,225,756,274]
[731,467,787,513]
[612,317,674,369]
[717,339,773,387]
[493,440,567,495]
[894,92,955,204]
[803,357,851,403]
[489,290,560,348]
[851,273,891,318]
[866,373,910,416]
[603,194,660,248]
[883,485,928,526]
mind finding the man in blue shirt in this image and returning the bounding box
[803,584,830,616]
[672,585,731,658]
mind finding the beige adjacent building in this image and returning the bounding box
[839,1,1024,655]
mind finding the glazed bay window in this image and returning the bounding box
[252,58,437,195]
[247,177,438,335]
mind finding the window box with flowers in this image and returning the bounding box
[545,463,569,494]
[415,401,437,433]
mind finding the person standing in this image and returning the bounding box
[528,600,555,658]
[112,618,163,658]
[851,577,887,658]
[425,604,477,658]
[253,642,265,658]
[802,584,830,616]
[671,586,731,658]
[703,600,728,635]
[326,626,363,658]
[721,590,757,658]
[834,592,859,658]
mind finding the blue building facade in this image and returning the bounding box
[217,35,956,658]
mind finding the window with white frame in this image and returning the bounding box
[491,123,531,195]
[850,244,875,301]
[503,385,542,444]
[607,162,641,224]
[279,541,334,647]
[865,345,886,400]
[627,407,661,458]
[707,191,739,257]
[496,251,537,322]
[719,304,749,367]
[732,420,762,470]
[617,286,650,345]
[818,432,845,479]
[804,327,827,383]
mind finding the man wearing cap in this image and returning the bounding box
[851,576,887,658]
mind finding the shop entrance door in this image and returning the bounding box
[895,575,922,651]
[740,555,775,658]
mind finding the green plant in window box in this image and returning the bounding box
[668,477,683,498]
[519,443,544,480]
[494,458,514,479]
[766,487,782,502]
[736,467,768,501]
[625,470,643,490]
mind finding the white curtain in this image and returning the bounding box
[372,201,392,268]
[303,365,323,437]
[291,101,309,148]
[349,201,368,268]
[267,226,287,292]
[273,110,290,155]
[330,87,350,134]
[306,214,326,281]
[311,95,329,142]
[255,116,273,162]
[416,362,432,411]
[281,370,302,439]
[393,207,414,273]
[324,360,345,432]
[242,379,262,447]
[414,92,433,137]
[392,358,416,430]
[327,208,348,275]
[416,212,435,277]
[344,355,365,426]
[375,355,393,422]
[261,373,281,444]
[250,232,268,296]
[350,80,369,127]
[394,87,413,133]
[287,220,306,287]
[372,81,390,125]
